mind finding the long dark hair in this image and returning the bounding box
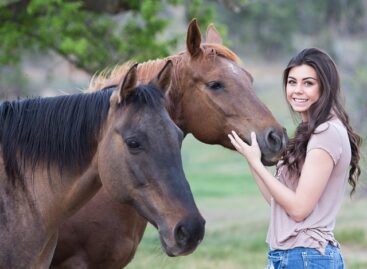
[281,48,362,195]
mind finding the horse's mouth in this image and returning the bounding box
[160,237,201,257]
[261,156,278,166]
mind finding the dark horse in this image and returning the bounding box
[0,62,205,268]
[51,20,288,268]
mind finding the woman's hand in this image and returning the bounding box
[228,131,262,167]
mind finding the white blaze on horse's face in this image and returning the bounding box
[228,61,240,76]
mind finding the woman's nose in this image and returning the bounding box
[294,84,303,93]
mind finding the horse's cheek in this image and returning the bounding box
[98,135,127,198]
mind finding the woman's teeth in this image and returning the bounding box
[293,98,307,103]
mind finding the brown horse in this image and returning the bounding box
[51,19,287,268]
[0,62,205,269]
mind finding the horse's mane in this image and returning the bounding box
[0,89,113,183]
[0,90,112,183]
[0,84,165,184]
[88,43,241,92]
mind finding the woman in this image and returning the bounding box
[228,48,362,268]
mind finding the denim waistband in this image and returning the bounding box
[267,243,344,269]
[268,243,339,256]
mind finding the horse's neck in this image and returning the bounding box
[137,55,186,129]
[0,146,101,231]
[0,153,100,269]
[57,160,102,220]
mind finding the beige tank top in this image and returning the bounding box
[266,118,351,254]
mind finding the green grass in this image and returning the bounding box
[125,135,367,269]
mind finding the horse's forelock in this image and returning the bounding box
[123,83,165,111]
[203,43,241,64]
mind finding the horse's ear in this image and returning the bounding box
[206,23,222,44]
[186,18,203,58]
[152,60,173,94]
[116,63,138,104]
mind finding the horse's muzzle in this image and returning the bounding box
[162,215,206,257]
[261,127,288,166]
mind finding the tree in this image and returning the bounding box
[0,0,216,97]
[216,0,366,58]
[0,0,215,74]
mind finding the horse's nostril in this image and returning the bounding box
[173,217,205,251]
[265,128,282,152]
[175,225,189,246]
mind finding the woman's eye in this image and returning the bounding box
[304,81,313,87]
[206,81,224,91]
[287,80,296,85]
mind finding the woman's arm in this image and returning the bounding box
[229,131,334,222]
[248,166,272,205]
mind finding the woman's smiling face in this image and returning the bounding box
[286,64,321,122]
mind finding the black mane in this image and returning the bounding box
[0,83,165,184]
[0,89,113,182]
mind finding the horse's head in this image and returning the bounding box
[175,19,287,165]
[97,61,205,256]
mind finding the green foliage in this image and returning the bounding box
[0,0,215,74]
[1,0,115,72]
[118,1,173,63]
[246,1,297,56]
[186,0,215,30]
[216,0,366,58]
[215,0,298,57]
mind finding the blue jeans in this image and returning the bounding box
[267,244,344,269]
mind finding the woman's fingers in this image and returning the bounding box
[231,131,248,146]
[250,131,258,146]
[228,130,254,157]
[228,134,243,151]
[229,131,262,165]
[228,134,238,147]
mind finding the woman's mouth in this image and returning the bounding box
[293,98,308,103]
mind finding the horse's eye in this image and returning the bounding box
[126,139,141,149]
[206,81,224,91]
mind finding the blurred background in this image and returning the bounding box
[1,0,366,268]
